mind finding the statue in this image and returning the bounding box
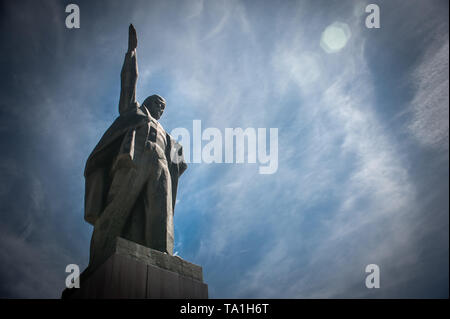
[84,24,187,270]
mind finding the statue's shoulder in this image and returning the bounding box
[114,106,149,128]
[96,108,148,146]
[85,107,150,175]
[103,108,149,143]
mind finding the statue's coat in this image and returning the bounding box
[84,107,187,226]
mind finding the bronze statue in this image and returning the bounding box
[84,24,187,269]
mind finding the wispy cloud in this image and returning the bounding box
[408,39,449,153]
[0,0,447,298]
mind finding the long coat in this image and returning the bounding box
[83,107,187,227]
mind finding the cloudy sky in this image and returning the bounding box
[0,0,448,298]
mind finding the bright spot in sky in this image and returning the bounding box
[320,22,352,53]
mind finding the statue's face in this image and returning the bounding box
[148,96,166,120]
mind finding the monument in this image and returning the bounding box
[62,25,208,299]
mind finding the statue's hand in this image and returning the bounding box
[128,24,137,52]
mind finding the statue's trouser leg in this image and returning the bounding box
[143,155,173,255]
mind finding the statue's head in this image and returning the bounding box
[142,94,166,120]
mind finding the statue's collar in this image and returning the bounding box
[140,105,163,128]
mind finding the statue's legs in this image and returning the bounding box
[121,145,174,254]
[89,141,175,269]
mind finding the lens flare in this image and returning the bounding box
[320,22,351,53]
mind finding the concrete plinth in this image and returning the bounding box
[62,237,208,299]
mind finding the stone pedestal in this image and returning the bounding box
[62,237,208,299]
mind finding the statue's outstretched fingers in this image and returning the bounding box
[128,24,137,51]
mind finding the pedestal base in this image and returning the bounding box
[62,237,208,299]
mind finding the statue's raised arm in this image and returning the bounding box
[118,24,139,115]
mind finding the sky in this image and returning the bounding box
[0,0,448,298]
